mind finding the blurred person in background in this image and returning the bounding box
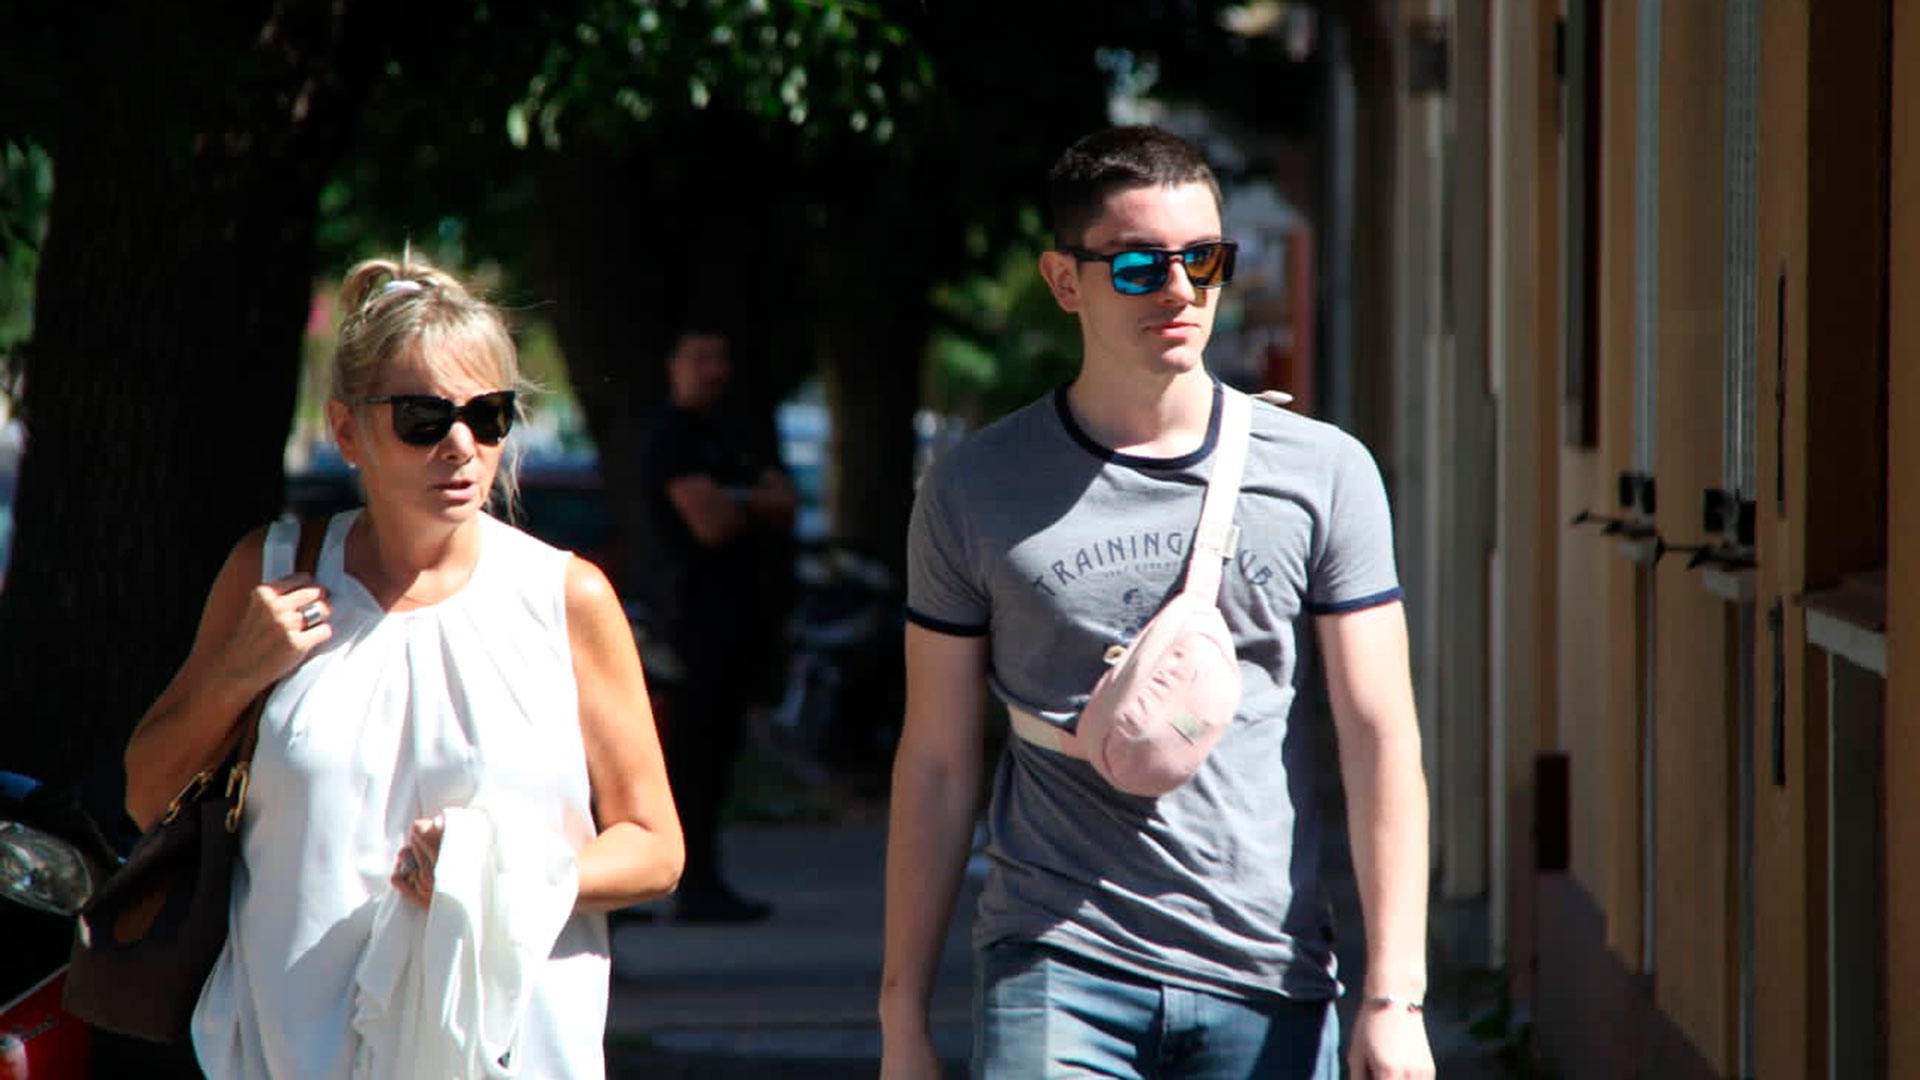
[123,255,684,1078]
[645,327,796,924]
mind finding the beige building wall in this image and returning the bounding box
[1554,25,1607,883]
[1387,0,1448,896]
[1647,1,1737,1070]
[1752,1,1818,1075]
[1549,0,1606,880]
[1451,0,1904,1074]
[1387,0,1495,923]
[1488,0,1561,970]
[1594,0,1646,968]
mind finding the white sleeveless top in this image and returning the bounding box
[193,510,610,1079]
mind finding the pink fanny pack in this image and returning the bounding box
[1008,388,1258,797]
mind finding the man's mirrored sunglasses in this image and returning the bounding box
[359,390,517,446]
[1063,240,1239,296]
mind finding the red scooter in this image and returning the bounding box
[0,772,111,1079]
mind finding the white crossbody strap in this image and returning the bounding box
[1181,388,1251,602]
[1005,387,1254,752]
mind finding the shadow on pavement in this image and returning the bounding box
[602,774,1524,1078]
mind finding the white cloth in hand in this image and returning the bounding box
[351,801,579,1079]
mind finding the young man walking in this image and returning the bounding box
[880,126,1435,1079]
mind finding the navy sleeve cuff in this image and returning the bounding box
[1305,586,1405,616]
[904,608,989,637]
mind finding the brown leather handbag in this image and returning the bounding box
[63,518,324,1043]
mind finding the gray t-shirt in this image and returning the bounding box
[905,380,1401,1001]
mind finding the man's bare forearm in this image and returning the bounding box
[1338,720,1431,996]
[879,749,980,1029]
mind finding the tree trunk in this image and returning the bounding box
[529,148,678,623]
[818,299,929,571]
[530,125,816,624]
[765,166,934,774]
[811,155,940,574]
[0,12,380,1078]
[0,4,372,810]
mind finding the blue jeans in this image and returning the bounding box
[971,941,1340,1080]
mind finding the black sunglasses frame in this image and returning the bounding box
[360,390,518,447]
[1061,240,1239,296]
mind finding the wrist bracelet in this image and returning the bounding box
[1360,994,1425,1013]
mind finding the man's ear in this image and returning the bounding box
[1038,250,1084,314]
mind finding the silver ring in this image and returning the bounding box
[299,601,326,630]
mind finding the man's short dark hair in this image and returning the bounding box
[667,322,731,361]
[1047,126,1223,248]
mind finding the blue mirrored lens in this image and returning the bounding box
[1109,250,1168,295]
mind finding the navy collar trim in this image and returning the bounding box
[1052,377,1223,471]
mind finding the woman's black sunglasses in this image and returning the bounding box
[1062,240,1239,296]
[360,390,517,447]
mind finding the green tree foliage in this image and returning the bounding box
[0,141,50,405]
[269,0,1315,573]
[510,0,931,150]
[308,4,561,274]
[0,0,1320,794]
[928,211,1082,426]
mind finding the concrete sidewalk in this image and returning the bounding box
[607,819,972,1077]
[605,818,1516,1078]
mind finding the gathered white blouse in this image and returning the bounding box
[192,510,609,1079]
